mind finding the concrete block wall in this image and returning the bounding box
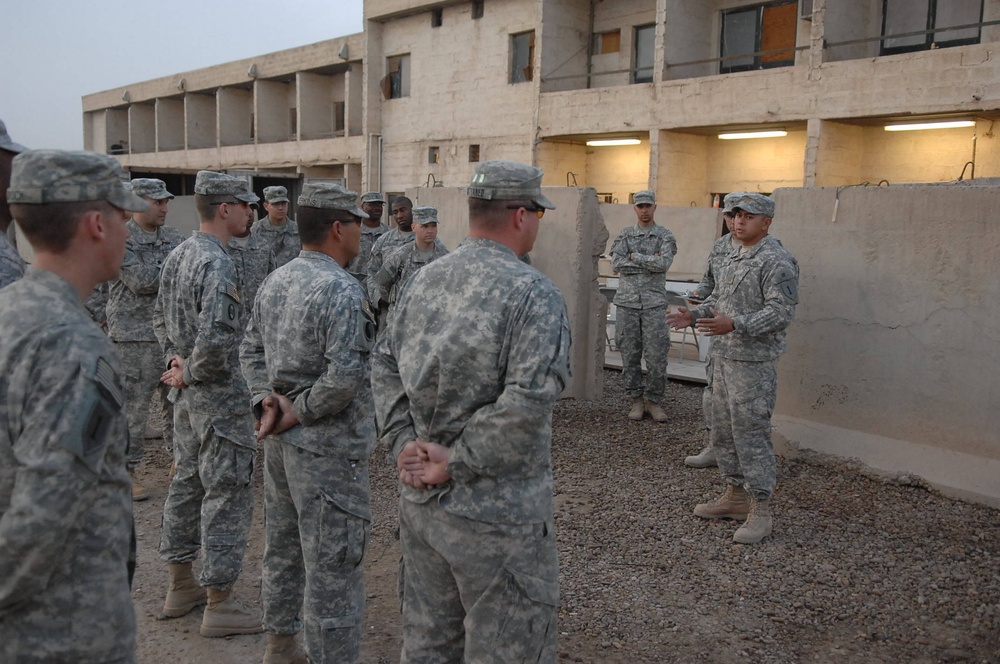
[256,80,294,144]
[539,0,591,93]
[131,104,157,153]
[706,129,808,195]
[156,98,184,151]
[218,88,253,147]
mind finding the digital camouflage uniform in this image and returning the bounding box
[345,221,389,282]
[689,233,798,499]
[373,226,571,661]
[154,231,256,589]
[0,232,25,288]
[610,220,677,403]
[252,215,300,268]
[108,219,185,467]
[227,232,277,329]
[0,269,136,663]
[376,239,449,310]
[241,236,377,662]
[365,226,414,308]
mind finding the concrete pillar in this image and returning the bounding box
[656,130,708,207]
[811,119,864,187]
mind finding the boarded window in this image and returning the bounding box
[592,29,621,55]
[720,1,796,74]
[633,24,655,83]
[383,54,411,99]
[881,0,982,54]
[511,31,535,83]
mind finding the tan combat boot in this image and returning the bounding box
[684,446,717,468]
[693,485,750,520]
[160,562,207,619]
[733,495,773,544]
[644,399,668,423]
[200,588,263,638]
[130,470,150,502]
[628,397,646,421]
[263,634,309,664]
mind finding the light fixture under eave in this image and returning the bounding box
[884,120,975,132]
[586,138,641,147]
[718,130,787,140]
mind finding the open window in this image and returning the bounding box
[381,54,411,99]
[510,31,535,84]
[881,0,982,55]
[720,1,797,74]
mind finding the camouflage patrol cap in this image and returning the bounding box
[729,192,776,218]
[360,192,386,204]
[468,159,555,210]
[0,119,27,154]
[194,170,259,203]
[297,182,369,219]
[633,190,656,206]
[412,206,439,225]
[130,178,174,200]
[264,185,289,203]
[7,149,149,212]
[722,192,742,214]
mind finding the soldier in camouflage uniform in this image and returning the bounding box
[228,204,277,329]
[241,182,377,664]
[375,205,448,316]
[683,196,740,470]
[153,171,263,637]
[366,196,414,327]
[0,119,27,289]
[107,178,186,500]
[345,191,389,282]
[610,190,678,423]
[372,160,571,663]
[0,149,150,662]
[668,193,799,545]
[252,185,300,268]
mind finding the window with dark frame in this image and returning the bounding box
[510,31,535,83]
[469,144,481,162]
[383,54,411,99]
[432,8,443,27]
[720,1,797,74]
[633,24,655,83]
[880,0,982,55]
[472,0,484,19]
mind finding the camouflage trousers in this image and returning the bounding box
[710,357,778,499]
[615,305,670,402]
[261,440,369,664]
[702,355,714,432]
[116,340,173,468]
[398,499,559,664]
[159,403,255,589]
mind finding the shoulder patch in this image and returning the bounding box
[775,267,798,303]
[217,282,242,331]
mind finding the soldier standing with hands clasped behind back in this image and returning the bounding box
[241,182,377,664]
[253,185,300,268]
[0,149,150,662]
[667,192,798,544]
[610,190,677,423]
[372,160,571,663]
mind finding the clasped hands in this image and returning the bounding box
[255,393,300,441]
[160,356,187,389]
[397,439,451,490]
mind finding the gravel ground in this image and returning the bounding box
[133,369,1000,663]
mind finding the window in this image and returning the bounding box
[592,29,621,55]
[432,8,443,27]
[510,31,535,83]
[289,108,297,138]
[881,0,982,55]
[429,146,440,164]
[333,102,346,135]
[633,24,655,83]
[383,54,410,99]
[469,144,481,162]
[472,0,484,19]
[720,1,797,74]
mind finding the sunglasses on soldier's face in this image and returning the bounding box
[506,204,545,219]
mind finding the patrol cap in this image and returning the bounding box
[467,159,555,210]
[729,192,775,218]
[8,149,149,212]
[633,190,656,206]
[194,170,259,203]
[412,206,439,225]
[722,192,743,214]
[360,192,386,204]
[0,119,27,154]
[264,185,289,203]
[297,182,369,219]
[130,178,174,200]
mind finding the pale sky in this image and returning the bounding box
[2,0,364,150]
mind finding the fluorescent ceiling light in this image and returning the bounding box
[884,120,975,132]
[586,138,641,146]
[718,130,787,140]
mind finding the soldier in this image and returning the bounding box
[372,160,571,663]
[375,205,448,316]
[0,119,27,288]
[0,149,149,662]
[683,195,740,470]
[228,202,277,328]
[107,178,186,500]
[154,170,262,637]
[253,185,300,268]
[610,190,677,423]
[667,193,799,544]
[366,195,414,326]
[345,191,389,282]
[241,182,377,664]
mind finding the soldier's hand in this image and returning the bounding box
[256,396,279,440]
[696,308,735,336]
[415,441,451,486]
[666,307,693,330]
[161,355,187,389]
[397,440,428,489]
[269,393,300,436]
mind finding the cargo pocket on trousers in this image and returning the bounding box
[319,490,369,569]
[493,567,559,662]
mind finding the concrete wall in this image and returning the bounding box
[770,183,1000,506]
[396,185,609,400]
[156,98,185,151]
